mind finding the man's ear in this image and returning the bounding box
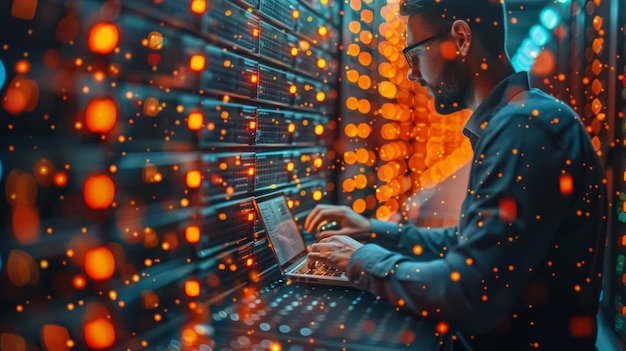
[451,19,472,56]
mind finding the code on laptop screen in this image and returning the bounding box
[256,196,306,265]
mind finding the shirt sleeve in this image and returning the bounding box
[369,219,459,260]
[346,116,571,334]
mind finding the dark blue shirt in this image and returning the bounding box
[346,71,608,350]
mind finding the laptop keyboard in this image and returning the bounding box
[294,263,344,277]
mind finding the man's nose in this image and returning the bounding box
[406,65,422,82]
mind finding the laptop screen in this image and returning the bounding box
[255,194,306,266]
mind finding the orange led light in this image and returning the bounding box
[15,60,30,74]
[313,190,323,201]
[84,318,115,349]
[289,85,297,94]
[84,247,115,280]
[248,167,255,176]
[246,258,254,267]
[560,174,573,196]
[252,28,260,37]
[317,58,327,69]
[250,74,258,84]
[185,226,201,244]
[54,172,68,187]
[189,55,206,72]
[314,125,324,136]
[290,47,299,56]
[288,123,296,133]
[318,26,328,36]
[287,162,295,172]
[190,0,207,14]
[247,212,255,222]
[84,174,115,209]
[186,171,202,188]
[185,280,201,297]
[436,322,449,334]
[73,275,86,289]
[86,98,117,133]
[316,91,326,102]
[249,121,257,130]
[88,23,119,54]
[187,112,203,130]
[292,9,300,19]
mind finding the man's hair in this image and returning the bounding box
[400,0,508,56]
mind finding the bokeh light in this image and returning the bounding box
[0,58,6,90]
[84,247,115,280]
[88,23,119,54]
[84,318,115,349]
[85,98,117,133]
[83,174,115,209]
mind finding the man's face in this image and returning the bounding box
[405,15,471,114]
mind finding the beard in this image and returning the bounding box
[423,59,472,115]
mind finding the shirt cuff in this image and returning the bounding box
[348,243,406,279]
[370,219,402,240]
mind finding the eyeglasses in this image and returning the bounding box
[402,29,449,68]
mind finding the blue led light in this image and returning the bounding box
[520,39,541,59]
[557,0,570,3]
[540,7,561,30]
[529,24,550,47]
[0,59,6,90]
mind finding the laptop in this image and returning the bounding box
[253,193,351,286]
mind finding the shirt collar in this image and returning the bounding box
[462,71,531,143]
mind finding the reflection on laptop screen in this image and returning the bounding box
[256,196,306,265]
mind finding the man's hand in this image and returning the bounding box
[304,204,371,239]
[306,235,363,271]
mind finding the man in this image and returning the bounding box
[304,0,608,349]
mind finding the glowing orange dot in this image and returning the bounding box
[292,9,300,19]
[317,58,327,69]
[73,275,86,289]
[88,23,119,54]
[289,85,297,94]
[84,175,115,209]
[436,322,449,334]
[189,55,206,72]
[412,245,423,255]
[185,226,201,244]
[316,91,326,102]
[560,173,573,196]
[15,60,30,74]
[186,171,202,188]
[313,190,323,201]
[450,271,461,282]
[246,258,254,267]
[352,198,366,214]
[84,247,115,280]
[84,318,115,349]
[498,197,517,222]
[314,125,324,136]
[190,0,207,14]
[187,112,203,130]
[85,98,117,133]
[185,280,201,297]
[318,26,328,36]
[290,47,298,56]
[54,172,68,187]
[250,74,258,84]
